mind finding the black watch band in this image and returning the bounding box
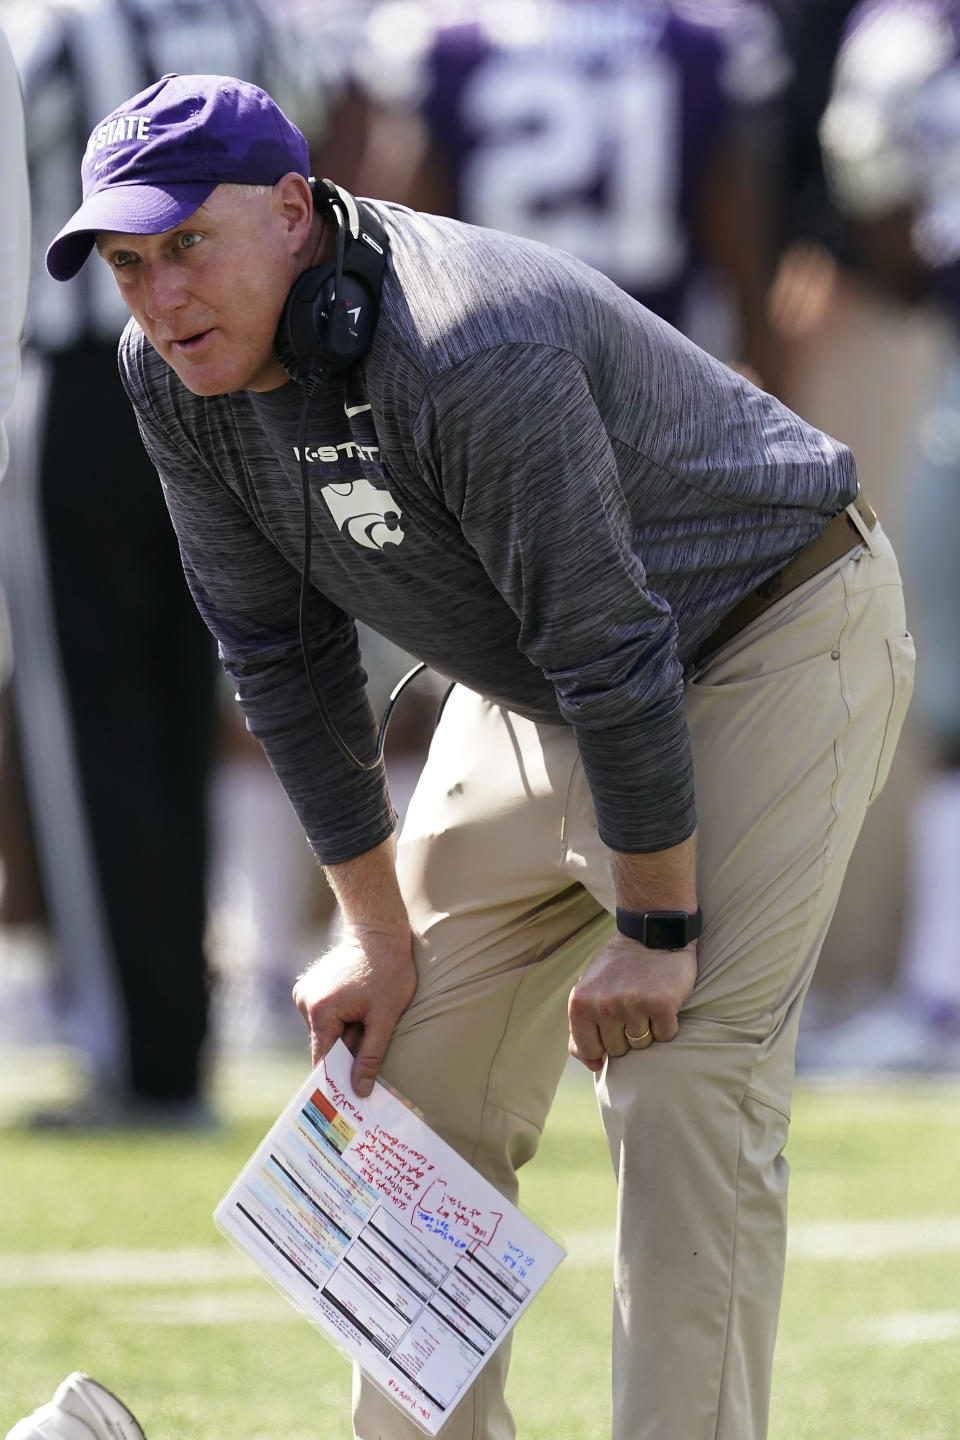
[615,906,702,950]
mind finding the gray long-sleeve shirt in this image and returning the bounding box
[119,201,856,864]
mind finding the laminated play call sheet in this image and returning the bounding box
[214,1040,565,1434]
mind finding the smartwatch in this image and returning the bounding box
[615,906,702,950]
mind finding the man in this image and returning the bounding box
[348,0,790,393]
[41,71,912,1440]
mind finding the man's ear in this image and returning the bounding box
[274,172,314,252]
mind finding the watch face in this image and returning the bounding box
[643,913,688,949]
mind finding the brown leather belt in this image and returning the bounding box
[696,492,878,666]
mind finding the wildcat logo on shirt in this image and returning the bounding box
[295,407,405,551]
[293,420,405,550]
[320,479,405,551]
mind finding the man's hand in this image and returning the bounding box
[293,928,417,1097]
[568,932,697,1072]
[295,836,414,1097]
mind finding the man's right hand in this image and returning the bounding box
[292,929,417,1098]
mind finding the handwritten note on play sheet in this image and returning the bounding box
[214,1040,565,1434]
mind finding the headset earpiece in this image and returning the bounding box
[274,264,334,386]
[274,179,388,388]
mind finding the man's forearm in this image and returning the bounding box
[609,832,698,915]
[324,834,410,936]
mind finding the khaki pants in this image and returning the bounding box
[354,516,913,1440]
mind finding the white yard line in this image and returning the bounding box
[562,1216,960,1268]
[0,1248,252,1287]
[859,1311,960,1345]
[135,1292,295,1325]
[787,1216,960,1261]
[2,1217,960,1288]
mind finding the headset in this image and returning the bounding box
[274,179,428,773]
[275,178,389,389]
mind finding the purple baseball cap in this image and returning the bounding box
[46,72,310,282]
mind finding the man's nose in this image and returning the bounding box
[142,262,187,321]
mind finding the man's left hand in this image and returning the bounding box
[567,933,698,1071]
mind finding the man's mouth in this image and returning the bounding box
[171,329,213,353]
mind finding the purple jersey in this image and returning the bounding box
[363,0,789,329]
[822,0,960,307]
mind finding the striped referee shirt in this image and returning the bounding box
[0,0,325,353]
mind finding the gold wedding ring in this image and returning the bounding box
[624,1026,652,1049]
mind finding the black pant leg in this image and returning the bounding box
[40,342,217,1101]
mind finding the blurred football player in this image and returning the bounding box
[348,0,792,392]
[807,0,960,1071]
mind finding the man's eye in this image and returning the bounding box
[178,232,201,250]
[112,252,136,268]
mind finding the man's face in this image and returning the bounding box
[96,181,303,395]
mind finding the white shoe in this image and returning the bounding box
[5,1373,147,1440]
[797,996,960,1075]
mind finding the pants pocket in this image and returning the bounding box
[869,631,916,804]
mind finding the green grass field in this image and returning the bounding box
[0,1050,958,1440]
